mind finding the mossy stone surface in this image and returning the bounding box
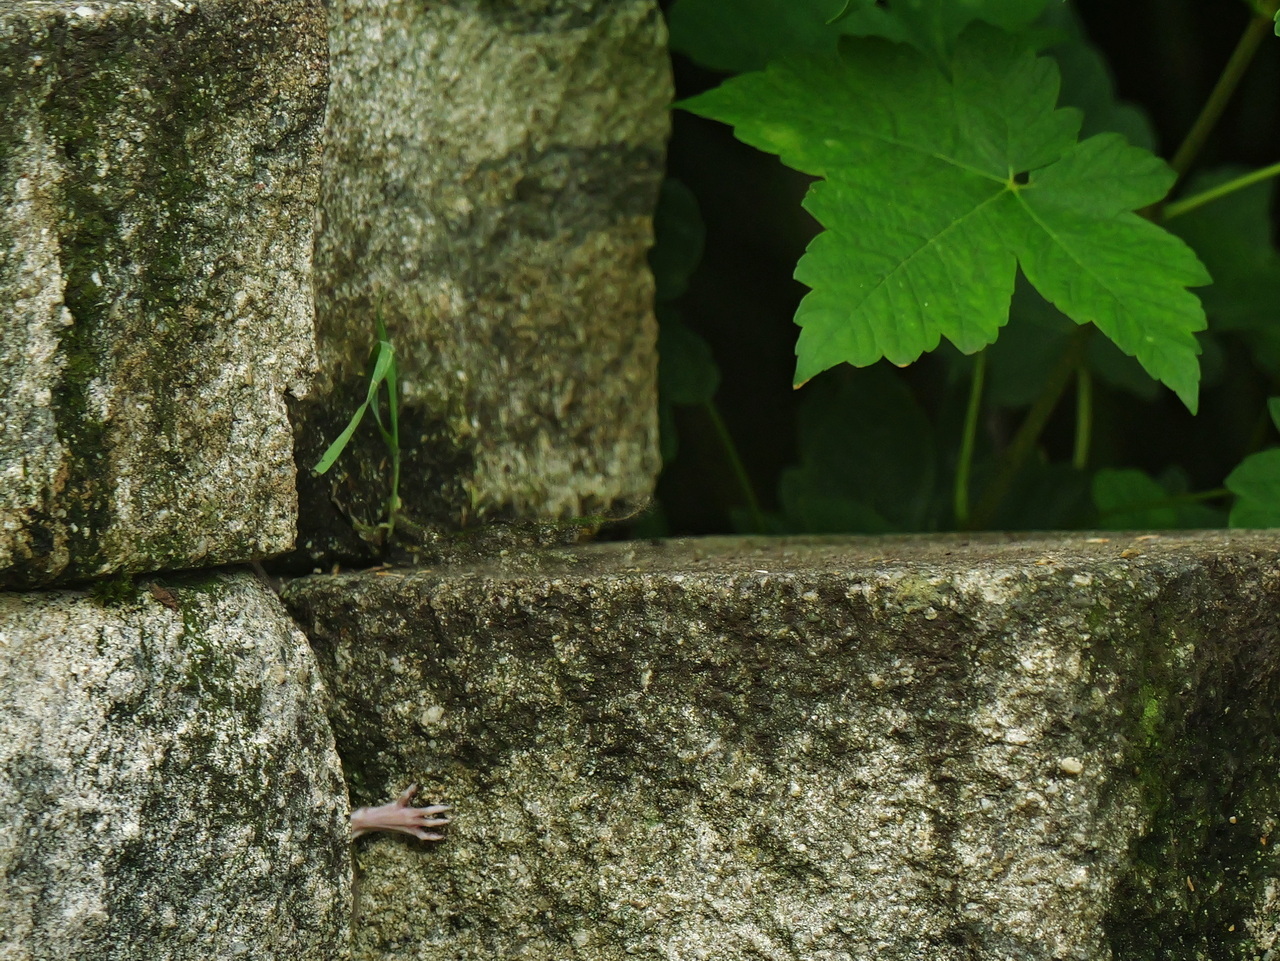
[0,1,328,587]
[0,570,351,961]
[284,530,1280,960]
[294,0,670,566]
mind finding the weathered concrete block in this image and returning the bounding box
[295,0,670,562]
[283,531,1280,960]
[0,2,328,587]
[0,571,351,961]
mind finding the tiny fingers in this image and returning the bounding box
[397,783,421,805]
[350,786,452,841]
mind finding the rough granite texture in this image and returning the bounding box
[0,1,328,587]
[0,570,352,961]
[283,531,1280,961]
[294,0,670,564]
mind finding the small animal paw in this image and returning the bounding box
[350,783,451,841]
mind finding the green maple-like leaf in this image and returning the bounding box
[680,26,1210,411]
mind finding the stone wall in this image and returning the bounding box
[4,2,1280,961]
[1,1,670,957]
[0,572,350,959]
[298,0,669,565]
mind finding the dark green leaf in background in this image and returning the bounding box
[1223,400,1280,530]
[681,26,1211,411]
[977,278,1163,407]
[1092,468,1222,529]
[1227,449,1280,528]
[983,461,1092,530]
[1268,397,1280,433]
[668,0,853,73]
[981,279,1076,408]
[650,179,706,302]
[669,0,1052,75]
[1040,4,1157,149]
[834,0,1050,63]
[656,313,718,462]
[1092,468,1170,527]
[779,366,937,532]
[650,179,719,464]
[1166,168,1280,378]
[658,312,720,409]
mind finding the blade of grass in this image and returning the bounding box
[313,339,396,474]
[379,316,402,534]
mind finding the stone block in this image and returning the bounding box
[0,571,351,960]
[294,0,670,562]
[0,1,328,587]
[283,531,1280,960]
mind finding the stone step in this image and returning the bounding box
[0,1,328,587]
[282,531,1280,960]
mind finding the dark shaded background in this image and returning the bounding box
[648,0,1280,535]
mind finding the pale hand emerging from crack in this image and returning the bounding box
[350,784,451,841]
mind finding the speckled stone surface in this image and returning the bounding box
[284,530,1280,961]
[294,0,670,564]
[0,1,327,587]
[0,570,351,961]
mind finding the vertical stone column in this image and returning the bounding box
[297,0,671,562]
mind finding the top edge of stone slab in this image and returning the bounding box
[5,3,191,10]
[1,2,219,22]
[285,529,1280,589]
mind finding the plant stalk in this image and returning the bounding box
[1072,364,1093,471]
[702,401,766,533]
[385,362,401,539]
[969,326,1090,530]
[1168,11,1274,180]
[1163,160,1280,220]
[954,351,987,527]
